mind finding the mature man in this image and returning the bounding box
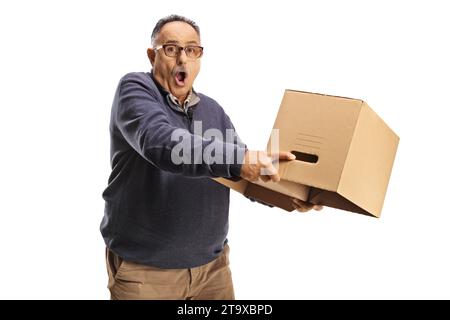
[100,15,321,300]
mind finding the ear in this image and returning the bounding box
[147,48,156,66]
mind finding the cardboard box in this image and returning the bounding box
[214,90,399,218]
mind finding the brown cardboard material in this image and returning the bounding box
[214,177,309,211]
[214,90,399,218]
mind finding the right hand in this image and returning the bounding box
[240,150,296,183]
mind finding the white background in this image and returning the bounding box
[0,0,449,299]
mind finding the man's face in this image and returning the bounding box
[147,21,201,102]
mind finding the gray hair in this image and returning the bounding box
[151,14,200,47]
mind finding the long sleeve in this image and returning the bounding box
[221,113,248,182]
[223,114,273,208]
[114,76,246,178]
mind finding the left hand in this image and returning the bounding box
[292,198,323,213]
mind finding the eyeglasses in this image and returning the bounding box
[155,44,204,59]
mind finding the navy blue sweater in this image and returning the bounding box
[100,72,246,268]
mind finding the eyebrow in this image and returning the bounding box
[165,40,200,45]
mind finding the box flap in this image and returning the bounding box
[245,183,296,212]
[212,177,307,212]
[212,177,248,194]
[309,188,375,217]
[252,178,310,201]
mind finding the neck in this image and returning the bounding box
[176,92,189,105]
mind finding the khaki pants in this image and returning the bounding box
[106,245,235,300]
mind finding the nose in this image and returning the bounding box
[177,49,187,65]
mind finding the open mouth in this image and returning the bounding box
[175,71,187,86]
